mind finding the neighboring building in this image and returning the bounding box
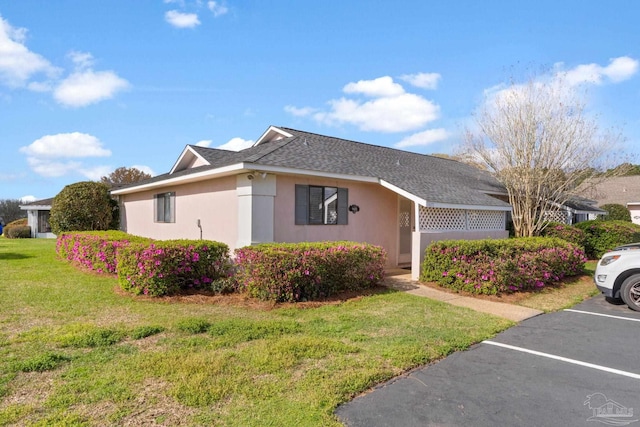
[627,202,640,225]
[543,197,607,225]
[579,176,640,225]
[111,126,512,279]
[19,198,55,238]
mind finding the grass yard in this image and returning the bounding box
[0,239,513,426]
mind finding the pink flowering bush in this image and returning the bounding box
[56,231,150,274]
[539,222,586,250]
[117,240,230,296]
[234,241,387,302]
[421,237,587,295]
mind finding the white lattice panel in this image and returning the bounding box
[543,210,570,224]
[399,211,411,227]
[467,210,505,230]
[420,207,506,231]
[420,207,466,231]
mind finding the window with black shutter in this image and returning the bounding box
[295,185,348,225]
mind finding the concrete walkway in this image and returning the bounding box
[383,270,542,322]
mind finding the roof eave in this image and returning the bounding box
[111,163,247,195]
[425,202,512,211]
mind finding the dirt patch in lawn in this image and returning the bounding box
[420,274,599,312]
[113,285,392,311]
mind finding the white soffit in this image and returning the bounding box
[253,126,293,146]
[170,146,210,174]
[379,180,427,206]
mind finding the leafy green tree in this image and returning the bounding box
[0,199,26,224]
[49,182,119,234]
[599,204,631,222]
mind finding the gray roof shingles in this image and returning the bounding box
[119,127,510,208]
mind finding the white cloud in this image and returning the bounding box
[216,137,254,151]
[79,165,113,181]
[560,56,639,86]
[20,132,112,178]
[131,164,156,176]
[20,132,111,158]
[284,105,316,117]
[395,128,449,148]
[208,1,229,16]
[26,157,83,178]
[343,76,405,97]
[68,51,94,70]
[0,15,60,87]
[315,92,440,133]
[165,10,201,28]
[195,139,212,147]
[399,72,441,90]
[53,69,129,107]
[20,195,36,203]
[290,76,441,133]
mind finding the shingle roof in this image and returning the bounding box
[20,197,54,207]
[116,127,510,208]
[580,176,640,206]
[563,197,606,213]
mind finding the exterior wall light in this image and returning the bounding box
[349,204,360,214]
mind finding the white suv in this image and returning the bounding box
[594,243,640,311]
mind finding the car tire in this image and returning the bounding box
[620,274,640,312]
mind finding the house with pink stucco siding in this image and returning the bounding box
[111,126,512,279]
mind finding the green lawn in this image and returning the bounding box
[0,238,512,426]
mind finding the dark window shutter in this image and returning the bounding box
[337,187,348,225]
[295,185,308,225]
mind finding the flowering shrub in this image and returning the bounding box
[539,222,586,249]
[421,237,587,295]
[117,240,230,296]
[234,241,386,302]
[56,231,149,274]
[574,220,640,259]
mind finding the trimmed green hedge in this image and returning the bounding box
[4,225,31,239]
[117,240,230,296]
[234,242,387,302]
[56,231,151,274]
[574,220,640,259]
[4,218,30,239]
[421,237,586,295]
[539,222,586,249]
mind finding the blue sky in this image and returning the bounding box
[1,0,639,201]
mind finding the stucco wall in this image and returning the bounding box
[119,175,239,250]
[273,175,399,265]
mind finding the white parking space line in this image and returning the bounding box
[482,340,640,380]
[564,309,640,322]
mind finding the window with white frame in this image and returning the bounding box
[295,185,348,225]
[155,192,175,223]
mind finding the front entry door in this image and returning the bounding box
[398,198,412,264]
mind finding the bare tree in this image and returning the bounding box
[464,75,624,237]
[0,199,26,224]
[100,167,151,187]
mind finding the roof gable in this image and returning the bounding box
[254,126,293,146]
[170,145,211,174]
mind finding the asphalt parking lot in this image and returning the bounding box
[336,296,640,427]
